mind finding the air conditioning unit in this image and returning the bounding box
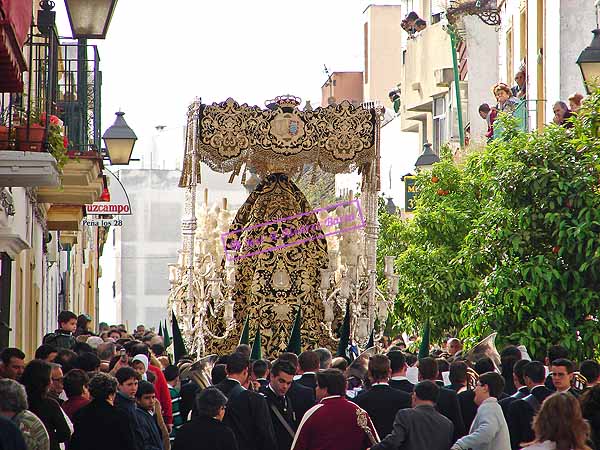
[435,68,454,87]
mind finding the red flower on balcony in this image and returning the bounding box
[40,113,62,127]
[63,135,69,148]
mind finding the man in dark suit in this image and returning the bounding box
[457,356,498,431]
[252,360,270,390]
[296,351,319,390]
[499,359,530,417]
[544,345,569,391]
[173,387,238,450]
[370,380,454,450]
[215,353,277,450]
[447,361,468,392]
[549,359,579,397]
[260,360,297,450]
[580,359,600,389]
[419,357,466,441]
[388,351,415,393]
[507,361,553,450]
[278,352,316,426]
[354,354,412,438]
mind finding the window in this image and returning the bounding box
[431,0,444,22]
[506,26,514,83]
[433,96,446,154]
[519,9,527,63]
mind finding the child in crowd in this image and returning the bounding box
[163,365,184,443]
[43,311,78,351]
[131,354,156,383]
[135,381,164,450]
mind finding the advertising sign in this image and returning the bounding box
[405,176,417,212]
[85,168,132,216]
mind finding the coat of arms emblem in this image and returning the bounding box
[270,112,305,151]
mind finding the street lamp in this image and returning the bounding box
[64,0,118,39]
[385,197,397,215]
[577,2,600,94]
[414,143,439,171]
[102,112,137,165]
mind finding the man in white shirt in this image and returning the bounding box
[451,372,510,450]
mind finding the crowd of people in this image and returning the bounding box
[478,68,584,140]
[1,311,599,450]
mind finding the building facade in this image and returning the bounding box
[0,1,117,354]
[335,4,420,211]
[109,167,248,329]
[497,0,595,130]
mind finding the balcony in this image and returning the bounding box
[59,230,78,248]
[0,150,60,186]
[46,205,84,231]
[0,37,103,190]
[400,22,453,130]
[57,42,102,154]
[37,151,103,204]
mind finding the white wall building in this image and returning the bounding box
[497,0,595,130]
[106,166,249,329]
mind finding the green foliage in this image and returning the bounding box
[378,89,600,360]
[47,124,68,171]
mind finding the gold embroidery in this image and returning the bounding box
[179,98,377,187]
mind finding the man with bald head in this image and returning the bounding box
[447,339,463,357]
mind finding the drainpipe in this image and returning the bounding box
[449,29,465,148]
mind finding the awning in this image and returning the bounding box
[0,0,32,92]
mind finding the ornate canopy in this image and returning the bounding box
[179,95,381,187]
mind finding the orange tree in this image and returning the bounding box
[377,149,481,342]
[378,88,600,360]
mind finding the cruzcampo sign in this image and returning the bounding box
[85,168,132,216]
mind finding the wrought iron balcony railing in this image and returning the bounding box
[57,41,101,154]
[0,29,101,159]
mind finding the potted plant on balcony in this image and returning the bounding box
[15,106,45,152]
[45,115,69,171]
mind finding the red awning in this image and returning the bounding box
[0,0,31,92]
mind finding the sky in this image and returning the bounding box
[54,0,396,152]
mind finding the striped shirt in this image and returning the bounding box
[168,385,184,442]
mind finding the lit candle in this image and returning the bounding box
[227,269,236,287]
[329,253,338,271]
[389,274,400,295]
[224,299,234,323]
[340,278,351,298]
[384,256,395,276]
[357,317,369,342]
[320,269,331,290]
[378,302,389,323]
[211,281,220,299]
[324,301,334,323]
